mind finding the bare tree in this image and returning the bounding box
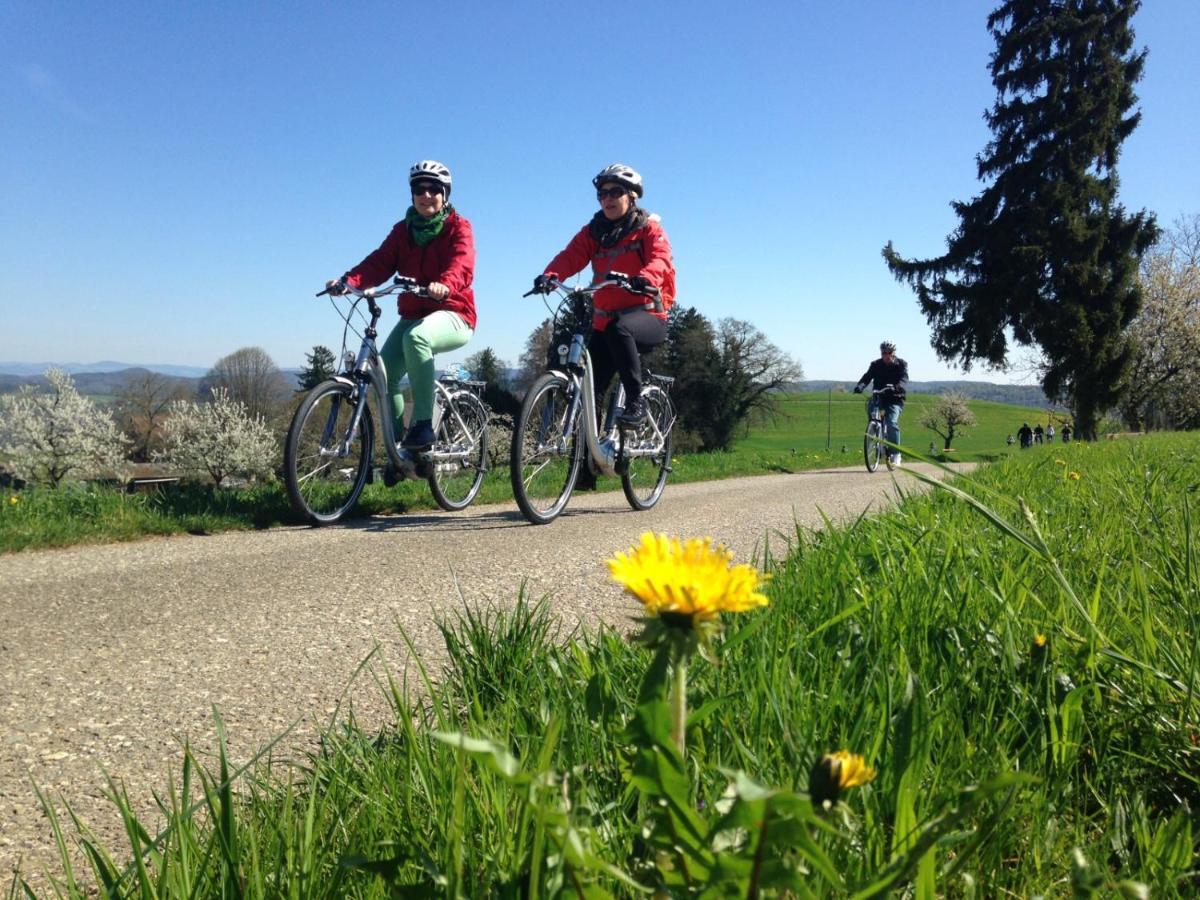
[114,370,191,461]
[202,346,292,426]
[513,318,554,398]
[710,318,804,447]
[1121,215,1200,430]
[918,392,978,450]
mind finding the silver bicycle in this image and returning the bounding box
[863,386,897,473]
[510,273,675,525]
[284,277,490,524]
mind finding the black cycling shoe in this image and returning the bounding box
[402,419,435,449]
[575,466,598,491]
[617,396,647,427]
[382,464,401,487]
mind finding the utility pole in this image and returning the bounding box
[826,386,832,451]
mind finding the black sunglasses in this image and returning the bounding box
[412,181,444,197]
[596,186,628,200]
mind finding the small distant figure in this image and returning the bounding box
[929,441,937,455]
[1046,423,1055,442]
[1033,424,1044,445]
[1018,422,1034,448]
[1061,424,1072,443]
[1006,434,1015,446]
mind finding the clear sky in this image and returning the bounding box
[2,0,1196,382]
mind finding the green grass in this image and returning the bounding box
[14,433,1200,896]
[0,391,1048,553]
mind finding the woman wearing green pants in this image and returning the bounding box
[327,159,475,450]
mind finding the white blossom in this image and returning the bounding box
[0,367,129,486]
[157,387,277,487]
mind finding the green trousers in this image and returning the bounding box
[379,311,472,429]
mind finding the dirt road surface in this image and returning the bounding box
[0,464,965,887]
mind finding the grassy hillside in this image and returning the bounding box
[727,390,1055,468]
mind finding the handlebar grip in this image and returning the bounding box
[315,288,330,297]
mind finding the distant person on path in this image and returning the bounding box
[1007,433,1015,446]
[326,160,475,453]
[1061,423,1072,443]
[853,340,909,466]
[1033,424,1044,444]
[1018,422,1034,448]
[1046,423,1055,442]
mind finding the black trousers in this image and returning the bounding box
[589,308,668,409]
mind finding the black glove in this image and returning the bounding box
[629,275,651,293]
[853,384,863,394]
[532,274,554,294]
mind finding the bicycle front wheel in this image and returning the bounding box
[428,390,489,512]
[510,373,583,525]
[285,380,374,525]
[864,420,882,473]
[620,387,673,511]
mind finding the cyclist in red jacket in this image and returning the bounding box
[533,163,675,427]
[326,160,475,450]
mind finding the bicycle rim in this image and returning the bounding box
[428,391,489,512]
[510,374,581,524]
[621,387,673,510]
[285,381,373,524]
[864,421,881,473]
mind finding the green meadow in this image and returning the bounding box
[14,432,1198,896]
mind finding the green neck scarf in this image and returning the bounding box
[405,204,453,247]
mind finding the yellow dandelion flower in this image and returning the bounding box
[1034,633,1047,647]
[607,532,769,623]
[1068,471,1081,480]
[7,496,17,505]
[809,750,877,806]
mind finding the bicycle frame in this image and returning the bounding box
[547,298,670,477]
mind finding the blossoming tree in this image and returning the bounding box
[0,367,128,486]
[157,387,277,487]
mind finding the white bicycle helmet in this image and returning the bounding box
[880,340,897,353]
[592,162,643,197]
[409,160,453,198]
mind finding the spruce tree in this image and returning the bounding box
[883,0,1158,439]
[297,345,337,392]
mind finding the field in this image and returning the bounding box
[0,391,1050,552]
[11,432,1199,896]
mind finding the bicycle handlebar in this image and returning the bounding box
[523,271,660,300]
[316,275,432,299]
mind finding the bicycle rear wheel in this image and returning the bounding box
[285,380,373,524]
[864,420,883,473]
[428,390,489,512]
[620,387,673,511]
[510,373,583,525]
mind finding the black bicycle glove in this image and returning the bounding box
[532,274,553,294]
[629,275,652,293]
[853,384,863,394]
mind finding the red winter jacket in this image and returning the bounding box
[345,210,476,329]
[544,215,673,331]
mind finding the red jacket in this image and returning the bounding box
[345,210,476,329]
[544,216,673,331]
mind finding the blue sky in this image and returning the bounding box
[2,0,1196,382]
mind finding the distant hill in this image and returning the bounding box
[0,361,209,378]
[799,380,1062,410]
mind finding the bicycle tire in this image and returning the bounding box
[510,372,583,525]
[620,386,673,511]
[864,420,882,473]
[428,390,489,512]
[285,380,373,525]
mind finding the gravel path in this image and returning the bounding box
[0,464,966,887]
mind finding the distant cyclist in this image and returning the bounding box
[853,340,909,465]
[532,163,675,429]
[325,160,475,452]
